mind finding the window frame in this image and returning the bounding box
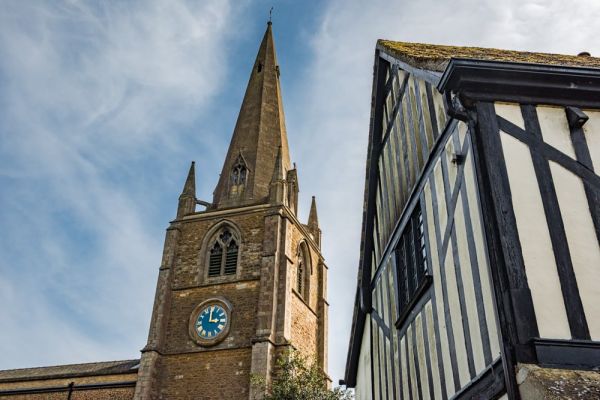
[394,205,432,329]
[201,223,242,282]
[294,241,312,301]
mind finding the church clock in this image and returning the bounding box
[189,298,232,346]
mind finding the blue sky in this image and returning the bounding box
[1,0,599,385]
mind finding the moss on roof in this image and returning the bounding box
[517,364,600,399]
[378,40,600,72]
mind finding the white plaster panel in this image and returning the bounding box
[537,105,575,159]
[379,327,388,399]
[433,88,447,134]
[458,121,468,149]
[425,302,443,400]
[392,328,401,399]
[415,314,431,400]
[583,109,600,173]
[387,132,402,217]
[372,319,380,398]
[445,135,458,197]
[434,161,448,237]
[418,78,435,149]
[355,322,372,400]
[550,161,600,340]
[400,336,409,400]
[385,337,393,399]
[495,102,525,130]
[500,132,571,339]
[402,100,416,190]
[407,324,418,399]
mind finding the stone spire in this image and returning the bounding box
[307,196,321,246]
[177,161,196,218]
[308,196,319,231]
[212,22,291,209]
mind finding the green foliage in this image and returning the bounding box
[251,349,353,400]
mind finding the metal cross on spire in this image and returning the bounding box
[269,7,273,24]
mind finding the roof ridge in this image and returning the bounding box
[0,358,140,373]
[377,40,600,71]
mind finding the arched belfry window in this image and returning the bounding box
[230,154,248,197]
[207,228,239,277]
[295,242,311,299]
[296,251,305,294]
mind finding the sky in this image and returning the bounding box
[1,0,600,386]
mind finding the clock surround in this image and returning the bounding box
[188,297,233,347]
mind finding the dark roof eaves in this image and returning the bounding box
[438,57,600,108]
[0,359,140,384]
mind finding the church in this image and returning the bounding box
[0,23,328,399]
[343,40,600,399]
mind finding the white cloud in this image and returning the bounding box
[0,0,235,368]
[293,0,600,384]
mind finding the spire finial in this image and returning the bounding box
[268,7,273,25]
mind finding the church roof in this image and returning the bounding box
[0,359,139,383]
[378,40,600,72]
[212,22,291,208]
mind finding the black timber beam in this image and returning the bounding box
[344,50,390,388]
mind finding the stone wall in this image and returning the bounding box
[0,373,137,399]
[290,293,318,359]
[157,349,252,399]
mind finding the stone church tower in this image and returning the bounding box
[133,22,328,399]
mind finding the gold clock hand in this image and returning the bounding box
[209,307,218,323]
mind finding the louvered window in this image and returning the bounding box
[224,241,238,275]
[396,206,430,318]
[296,256,304,295]
[208,243,223,277]
[207,228,239,278]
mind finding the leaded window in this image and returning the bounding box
[208,229,239,277]
[395,205,430,317]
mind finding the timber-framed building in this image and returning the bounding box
[344,41,600,399]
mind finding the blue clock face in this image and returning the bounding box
[195,304,229,340]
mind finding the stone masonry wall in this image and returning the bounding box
[290,294,318,360]
[153,208,267,398]
[158,349,252,399]
[163,281,259,354]
[0,388,134,400]
[172,210,266,289]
